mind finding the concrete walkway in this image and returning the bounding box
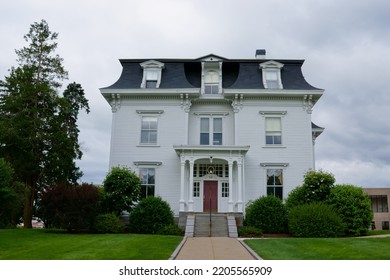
[172,237,260,260]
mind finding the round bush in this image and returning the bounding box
[245,195,288,234]
[94,213,124,233]
[128,196,174,234]
[326,184,373,236]
[288,203,344,237]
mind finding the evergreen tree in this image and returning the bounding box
[0,20,89,228]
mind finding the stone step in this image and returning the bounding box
[194,214,228,237]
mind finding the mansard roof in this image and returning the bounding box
[101,55,322,91]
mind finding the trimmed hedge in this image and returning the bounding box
[288,203,345,237]
[245,195,288,234]
[128,196,174,234]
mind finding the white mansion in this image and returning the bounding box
[100,50,324,221]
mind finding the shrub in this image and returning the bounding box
[94,213,124,233]
[288,203,345,237]
[238,226,263,237]
[40,183,101,231]
[157,225,184,236]
[327,184,373,236]
[103,166,141,215]
[245,195,288,234]
[128,196,174,234]
[286,170,335,210]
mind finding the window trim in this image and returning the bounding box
[137,110,163,146]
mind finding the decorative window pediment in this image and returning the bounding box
[259,60,284,89]
[140,60,165,88]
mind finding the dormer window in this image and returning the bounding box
[201,56,222,95]
[259,60,284,89]
[140,60,165,88]
[204,70,219,94]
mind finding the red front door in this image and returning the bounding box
[203,181,218,212]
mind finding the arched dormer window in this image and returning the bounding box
[259,60,284,89]
[140,60,165,88]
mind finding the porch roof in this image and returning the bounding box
[173,145,250,157]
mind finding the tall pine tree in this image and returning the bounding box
[0,20,89,228]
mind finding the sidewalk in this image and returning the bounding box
[172,237,260,260]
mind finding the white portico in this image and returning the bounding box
[174,145,249,214]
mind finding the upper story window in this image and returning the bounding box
[204,70,219,94]
[140,60,165,89]
[259,60,284,89]
[370,195,388,213]
[265,117,282,145]
[200,117,222,145]
[201,57,222,95]
[137,110,163,145]
[141,116,158,144]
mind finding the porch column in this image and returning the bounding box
[228,160,234,212]
[237,159,243,212]
[188,159,194,212]
[179,156,186,212]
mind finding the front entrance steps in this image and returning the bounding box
[184,213,238,238]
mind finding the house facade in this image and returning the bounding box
[100,50,324,221]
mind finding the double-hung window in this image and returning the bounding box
[145,70,158,88]
[139,168,155,198]
[204,70,219,94]
[265,117,282,145]
[140,116,158,145]
[200,117,222,145]
[267,169,283,200]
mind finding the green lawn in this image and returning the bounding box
[245,236,390,260]
[0,229,183,260]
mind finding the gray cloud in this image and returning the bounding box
[1,0,389,187]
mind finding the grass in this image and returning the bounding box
[245,235,390,260]
[0,229,183,260]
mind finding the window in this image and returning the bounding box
[259,60,284,89]
[139,168,155,198]
[193,182,200,197]
[140,116,158,144]
[382,221,390,230]
[145,70,158,88]
[194,164,228,178]
[140,60,165,88]
[200,117,222,145]
[267,169,283,200]
[370,195,388,212]
[204,70,219,94]
[264,70,279,89]
[265,117,282,144]
[222,182,229,198]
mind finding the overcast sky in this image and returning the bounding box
[1,0,389,187]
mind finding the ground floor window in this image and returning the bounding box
[382,221,389,230]
[267,169,283,200]
[139,168,155,198]
[222,182,229,198]
[193,181,200,197]
[369,195,388,212]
